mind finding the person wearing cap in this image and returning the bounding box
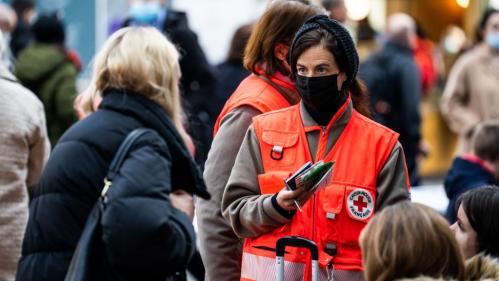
[222,15,409,280]
[15,27,209,281]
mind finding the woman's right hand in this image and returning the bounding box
[170,190,194,220]
[276,186,309,211]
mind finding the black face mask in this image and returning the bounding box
[295,74,346,125]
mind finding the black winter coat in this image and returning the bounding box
[15,89,209,281]
[359,42,422,185]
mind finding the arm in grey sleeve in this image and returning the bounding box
[196,106,261,280]
[222,126,291,238]
[27,104,50,187]
[375,142,410,210]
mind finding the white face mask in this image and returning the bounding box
[486,32,499,50]
[129,1,162,25]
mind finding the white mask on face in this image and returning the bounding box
[486,32,499,50]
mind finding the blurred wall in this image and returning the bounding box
[386,0,489,42]
[172,0,266,64]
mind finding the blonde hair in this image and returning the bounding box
[80,27,188,139]
[360,202,465,281]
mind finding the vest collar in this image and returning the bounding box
[254,66,298,97]
[300,96,352,132]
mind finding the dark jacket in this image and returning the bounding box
[212,60,250,126]
[15,43,78,144]
[359,42,421,185]
[444,156,496,223]
[123,9,216,168]
[162,9,217,169]
[16,89,209,281]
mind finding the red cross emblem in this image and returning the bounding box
[347,188,374,220]
[353,196,367,212]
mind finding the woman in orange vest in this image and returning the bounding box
[222,15,410,281]
[197,2,325,281]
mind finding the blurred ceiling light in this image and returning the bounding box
[490,0,499,9]
[456,0,469,8]
[345,0,371,21]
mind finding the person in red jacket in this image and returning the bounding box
[222,15,410,280]
[196,1,325,281]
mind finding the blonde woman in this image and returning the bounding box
[15,27,209,281]
[360,202,465,281]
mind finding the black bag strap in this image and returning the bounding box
[101,128,153,199]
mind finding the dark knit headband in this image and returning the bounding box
[291,15,359,86]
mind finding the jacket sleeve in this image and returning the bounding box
[54,64,78,133]
[27,99,50,187]
[102,138,196,277]
[375,142,411,210]
[222,125,292,238]
[441,56,480,136]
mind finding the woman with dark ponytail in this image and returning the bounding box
[222,15,409,280]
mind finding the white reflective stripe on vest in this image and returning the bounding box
[241,252,305,280]
[241,252,364,281]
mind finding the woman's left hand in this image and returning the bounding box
[276,185,310,211]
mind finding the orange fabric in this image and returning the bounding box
[242,100,403,280]
[213,74,294,136]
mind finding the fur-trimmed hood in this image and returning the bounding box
[466,254,499,280]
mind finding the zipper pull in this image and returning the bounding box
[321,126,327,136]
[101,178,112,198]
[327,262,335,281]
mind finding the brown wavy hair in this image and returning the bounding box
[360,202,465,281]
[244,0,324,76]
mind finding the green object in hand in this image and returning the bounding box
[296,161,334,190]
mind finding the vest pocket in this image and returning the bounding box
[319,184,346,244]
[261,130,299,167]
[257,171,291,195]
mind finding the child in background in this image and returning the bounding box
[445,120,499,223]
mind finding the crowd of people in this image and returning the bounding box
[0,0,499,281]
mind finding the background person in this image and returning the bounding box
[123,0,216,168]
[450,186,499,280]
[444,121,499,223]
[0,30,49,281]
[451,186,499,259]
[441,8,499,153]
[15,13,79,145]
[359,13,423,186]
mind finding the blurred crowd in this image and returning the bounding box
[0,0,498,281]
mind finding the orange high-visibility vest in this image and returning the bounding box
[213,74,295,136]
[241,100,406,281]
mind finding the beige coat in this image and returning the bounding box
[441,44,499,153]
[0,68,50,280]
